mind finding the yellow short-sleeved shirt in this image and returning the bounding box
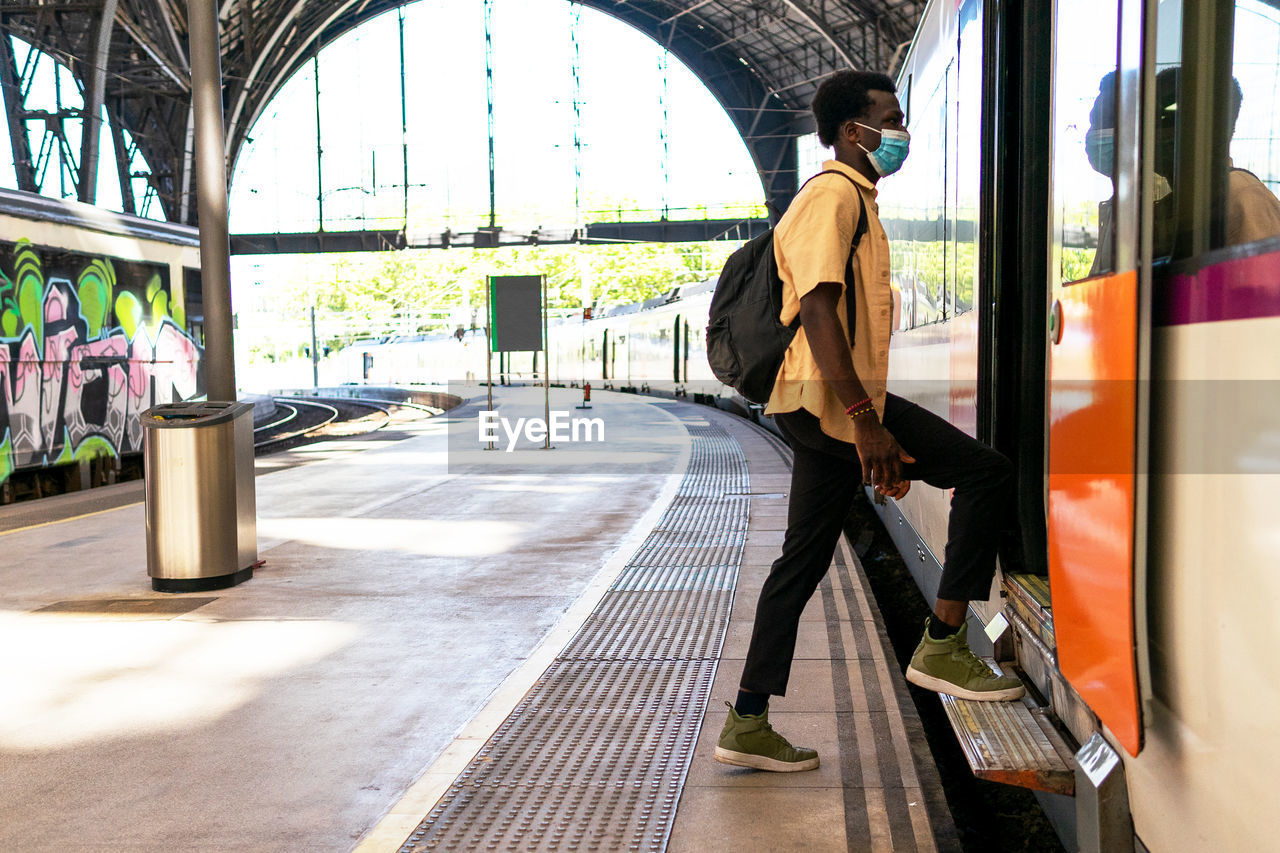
[764,160,894,444]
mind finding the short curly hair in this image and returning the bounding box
[812,70,897,147]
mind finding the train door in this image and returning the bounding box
[602,328,610,380]
[1043,0,1150,755]
[613,333,629,385]
[673,315,681,384]
[1135,2,1280,846]
[683,318,690,384]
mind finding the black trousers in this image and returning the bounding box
[739,393,1016,696]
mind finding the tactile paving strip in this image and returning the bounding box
[399,418,747,852]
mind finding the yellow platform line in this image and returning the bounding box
[0,501,143,537]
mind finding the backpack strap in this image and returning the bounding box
[803,168,869,254]
[800,168,870,345]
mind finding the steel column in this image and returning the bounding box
[188,0,237,400]
[310,305,319,387]
[398,5,409,226]
[179,104,195,223]
[762,133,799,222]
[484,0,495,230]
[571,1,583,229]
[109,102,136,214]
[78,0,118,205]
[0,28,36,193]
[313,52,324,230]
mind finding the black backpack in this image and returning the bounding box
[705,170,868,405]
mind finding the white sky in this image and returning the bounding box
[0,0,769,231]
[228,0,766,234]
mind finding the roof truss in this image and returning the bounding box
[0,0,923,226]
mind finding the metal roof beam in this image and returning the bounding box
[225,0,309,153]
[659,0,717,26]
[116,9,190,89]
[779,0,856,69]
[153,0,190,73]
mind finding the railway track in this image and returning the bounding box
[252,396,439,454]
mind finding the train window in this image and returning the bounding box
[1153,0,1280,260]
[1222,1,1280,248]
[915,73,949,326]
[953,0,981,315]
[1051,0,1120,282]
[1150,3,1178,263]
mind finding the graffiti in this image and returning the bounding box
[0,238,202,483]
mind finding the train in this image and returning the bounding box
[0,188,204,500]
[882,0,1280,850]
[338,0,1280,849]
[337,278,728,400]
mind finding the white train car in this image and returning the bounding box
[877,0,1280,849]
[333,279,733,406]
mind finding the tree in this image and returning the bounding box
[275,240,734,340]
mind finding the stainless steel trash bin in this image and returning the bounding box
[143,401,258,592]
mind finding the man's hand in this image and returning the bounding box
[796,282,913,497]
[851,416,915,496]
[876,479,912,500]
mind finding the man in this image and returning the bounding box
[715,70,1024,774]
[1086,68,1280,278]
[1151,67,1280,249]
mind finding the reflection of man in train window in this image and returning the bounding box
[715,70,1024,779]
[1084,72,1182,271]
[1153,67,1280,248]
[1083,71,1120,277]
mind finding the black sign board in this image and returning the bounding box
[487,275,544,352]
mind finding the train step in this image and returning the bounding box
[939,659,1076,796]
[1004,573,1054,651]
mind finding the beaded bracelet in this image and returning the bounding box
[847,403,876,419]
[844,397,872,416]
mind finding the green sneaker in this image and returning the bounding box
[713,702,820,772]
[905,619,1026,701]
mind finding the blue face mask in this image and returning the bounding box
[855,122,911,176]
[1084,128,1115,176]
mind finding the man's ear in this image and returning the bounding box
[841,119,862,147]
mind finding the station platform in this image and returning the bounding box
[0,389,957,852]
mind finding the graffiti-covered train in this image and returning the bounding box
[0,188,203,500]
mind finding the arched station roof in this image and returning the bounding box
[0,0,923,227]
